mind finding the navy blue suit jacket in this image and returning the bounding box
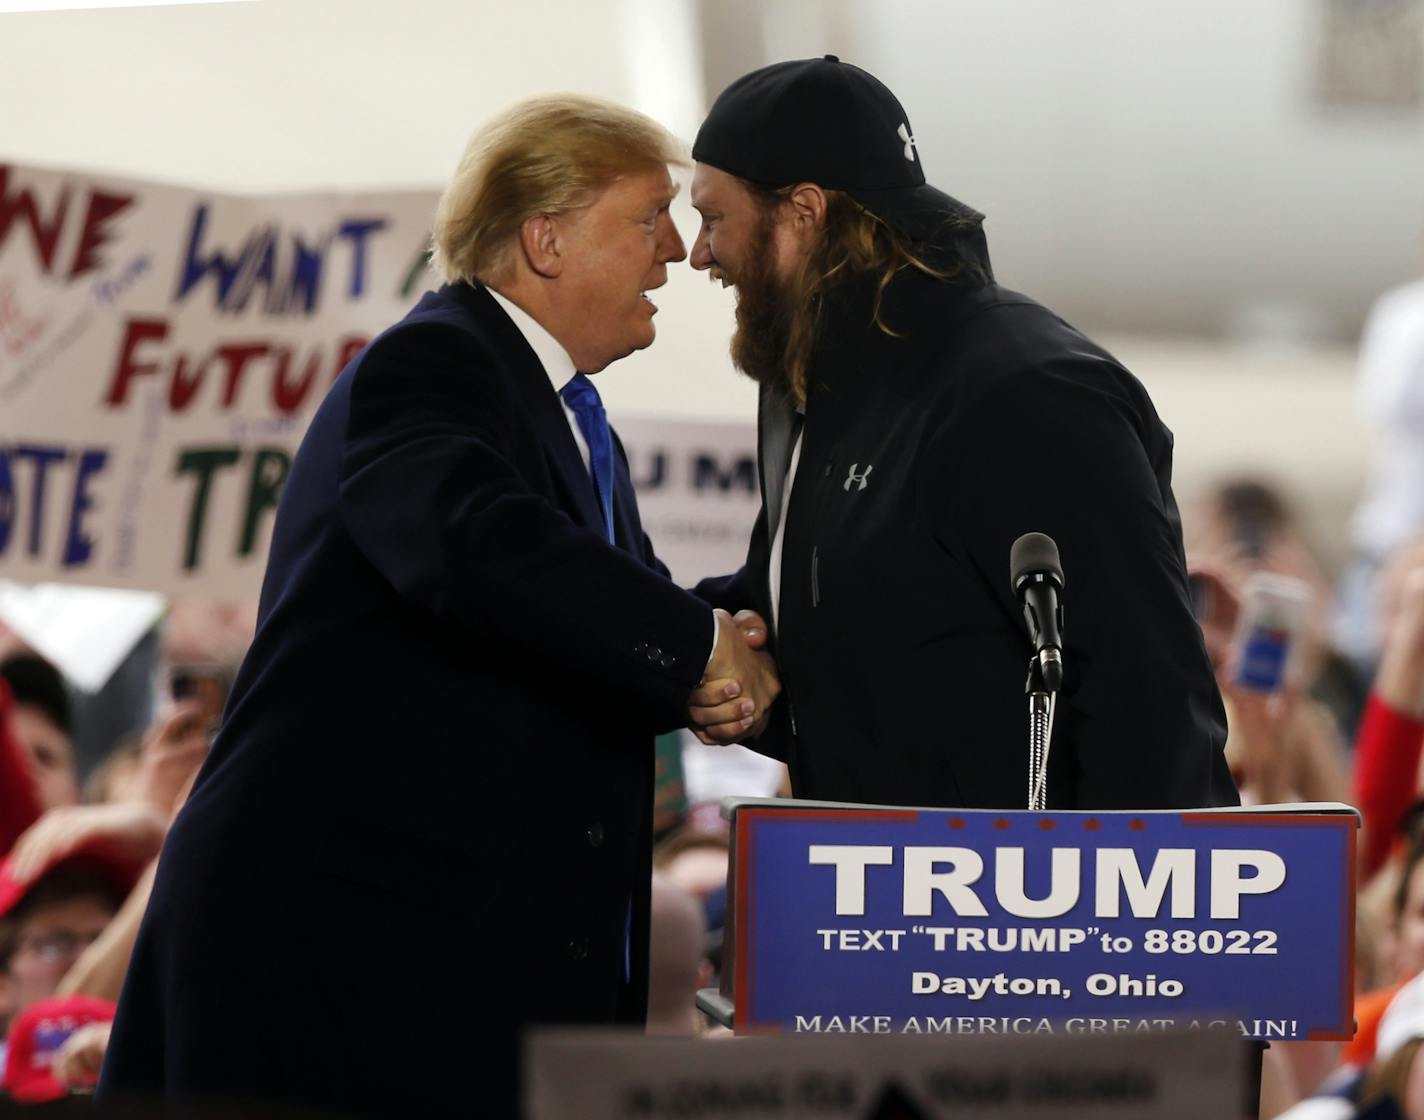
[101,283,713,1116]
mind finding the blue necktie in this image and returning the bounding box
[560,373,615,543]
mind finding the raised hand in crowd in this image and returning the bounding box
[128,699,210,816]
[6,700,210,885]
[56,862,158,1004]
[1222,687,1296,805]
[686,609,780,745]
[1355,547,1424,880]
[7,802,166,886]
[1187,560,1349,805]
[1222,683,1350,807]
[51,1020,112,1093]
[1186,564,1240,673]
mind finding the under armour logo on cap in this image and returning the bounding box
[693,57,987,243]
[897,122,917,162]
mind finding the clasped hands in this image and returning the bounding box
[686,609,781,745]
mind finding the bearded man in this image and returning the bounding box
[690,57,1238,812]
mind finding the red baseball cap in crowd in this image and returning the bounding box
[2,994,117,1102]
[0,845,145,922]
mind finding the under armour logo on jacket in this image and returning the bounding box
[897,122,917,162]
[844,464,873,492]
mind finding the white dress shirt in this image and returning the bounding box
[769,425,804,636]
[487,287,591,472]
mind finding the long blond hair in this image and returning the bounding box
[431,94,686,285]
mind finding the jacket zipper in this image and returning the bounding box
[808,447,838,610]
[786,440,832,740]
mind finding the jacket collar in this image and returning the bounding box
[441,282,607,537]
[483,286,579,397]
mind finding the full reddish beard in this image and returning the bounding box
[728,211,796,396]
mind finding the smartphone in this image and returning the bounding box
[1228,573,1313,694]
[170,664,230,730]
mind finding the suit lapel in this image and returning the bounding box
[444,283,608,539]
[609,441,639,557]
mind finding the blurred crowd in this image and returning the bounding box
[0,603,250,1105]
[2,278,1424,1117]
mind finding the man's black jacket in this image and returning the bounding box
[699,248,1238,811]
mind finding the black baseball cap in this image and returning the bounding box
[693,56,984,243]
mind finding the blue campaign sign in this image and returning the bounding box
[730,805,1355,1042]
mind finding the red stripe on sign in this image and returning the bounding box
[1181,813,1358,828]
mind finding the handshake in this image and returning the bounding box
[686,608,782,745]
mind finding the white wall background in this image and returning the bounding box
[809,0,1424,341]
[1,0,629,192]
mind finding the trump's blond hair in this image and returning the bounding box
[431,94,686,285]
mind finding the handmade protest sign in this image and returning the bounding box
[0,162,760,599]
[0,161,434,598]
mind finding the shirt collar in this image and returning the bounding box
[485,286,579,395]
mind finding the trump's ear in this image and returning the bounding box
[518,214,564,279]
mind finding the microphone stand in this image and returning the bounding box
[1025,651,1061,811]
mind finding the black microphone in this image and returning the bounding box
[1010,533,1065,692]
